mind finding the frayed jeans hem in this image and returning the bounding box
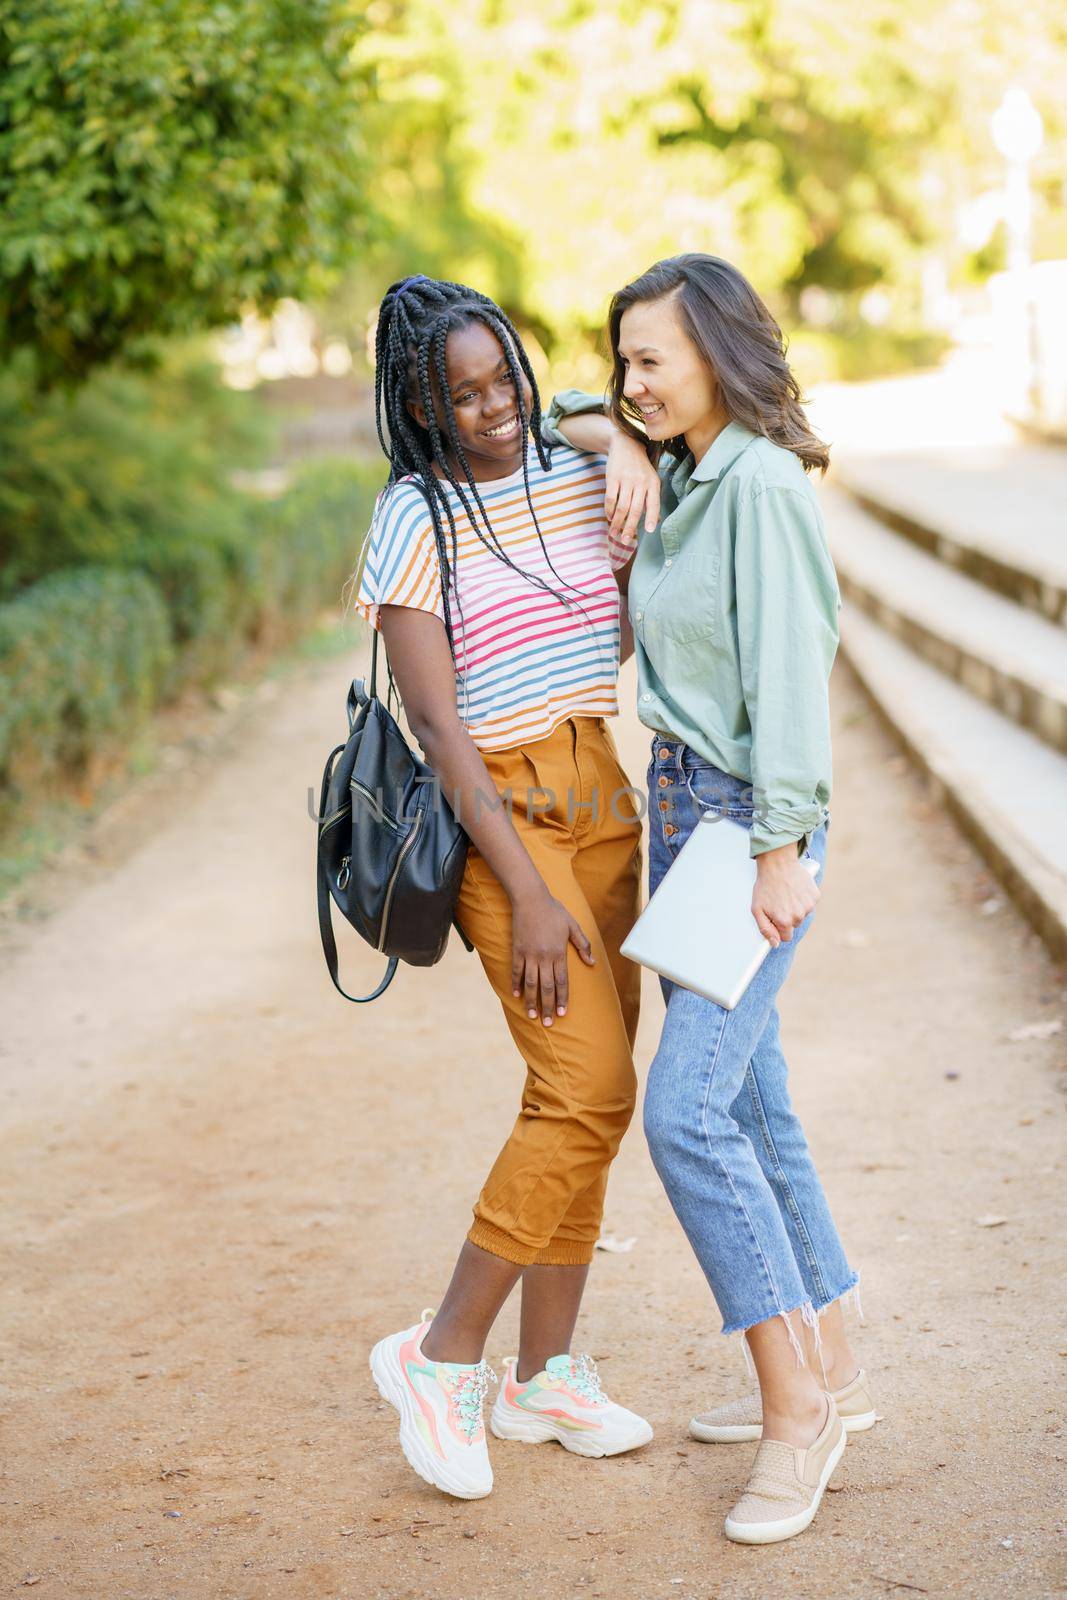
[722,1271,864,1366]
[812,1269,862,1318]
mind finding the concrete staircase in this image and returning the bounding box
[821,453,1067,962]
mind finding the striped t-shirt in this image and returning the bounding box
[353,443,634,751]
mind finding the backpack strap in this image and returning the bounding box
[316,845,399,1003]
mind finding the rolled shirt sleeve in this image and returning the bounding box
[733,484,841,858]
[541,387,608,448]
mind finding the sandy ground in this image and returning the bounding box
[1,644,1065,1600]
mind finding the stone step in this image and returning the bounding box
[830,447,1067,628]
[822,485,1067,758]
[837,605,1067,962]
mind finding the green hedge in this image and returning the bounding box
[0,353,267,578]
[180,457,381,681]
[0,565,173,811]
[0,458,381,828]
[248,459,381,647]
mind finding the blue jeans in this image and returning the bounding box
[642,733,858,1338]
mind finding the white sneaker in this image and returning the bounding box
[490,1354,653,1457]
[369,1311,495,1499]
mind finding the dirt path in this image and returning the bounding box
[2,647,1064,1600]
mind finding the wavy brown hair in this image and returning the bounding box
[607,254,830,474]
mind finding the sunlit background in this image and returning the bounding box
[3,16,1067,1588]
[1,0,1065,903]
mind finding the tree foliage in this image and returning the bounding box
[0,0,373,384]
[2,0,1065,381]
[352,0,1066,359]
[316,0,526,356]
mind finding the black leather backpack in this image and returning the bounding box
[316,633,472,1002]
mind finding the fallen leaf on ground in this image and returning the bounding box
[1006,1019,1062,1042]
[595,1234,637,1253]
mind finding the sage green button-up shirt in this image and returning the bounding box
[544,390,841,857]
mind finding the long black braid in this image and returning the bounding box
[371,275,597,679]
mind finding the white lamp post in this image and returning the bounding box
[990,86,1044,276]
[990,87,1044,421]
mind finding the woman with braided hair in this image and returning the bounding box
[351,275,662,1500]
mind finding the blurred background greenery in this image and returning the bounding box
[1,0,1065,871]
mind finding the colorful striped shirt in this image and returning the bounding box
[353,444,634,751]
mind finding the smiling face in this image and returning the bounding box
[408,318,533,481]
[616,292,725,459]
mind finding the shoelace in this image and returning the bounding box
[569,1353,607,1404]
[449,1360,496,1440]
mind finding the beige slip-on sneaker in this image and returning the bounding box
[723,1395,846,1545]
[691,1368,877,1443]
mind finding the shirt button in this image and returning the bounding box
[664,823,677,836]
[659,799,669,811]
[657,748,671,761]
[634,611,643,621]
[657,774,670,787]
[665,558,673,567]
[642,693,652,702]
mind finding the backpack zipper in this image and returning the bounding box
[377,807,425,951]
[320,803,350,832]
[351,779,405,832]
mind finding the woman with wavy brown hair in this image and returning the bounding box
[546,253,874,1546]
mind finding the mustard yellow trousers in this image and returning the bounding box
[455,715,642,1268]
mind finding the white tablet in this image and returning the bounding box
[620,816,821,1011]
